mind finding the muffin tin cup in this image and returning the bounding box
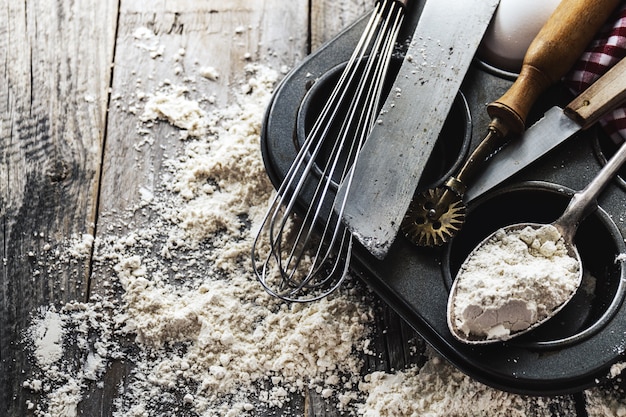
[443,181,626,350]
[593,127,626,193]
[295,57,473,194]
[473,57,519,81]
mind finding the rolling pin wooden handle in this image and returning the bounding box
[564,56,626,129]
[487,0,621,136]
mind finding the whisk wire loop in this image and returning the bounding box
[252,0,406,302]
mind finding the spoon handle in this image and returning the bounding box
[559,140,626,236]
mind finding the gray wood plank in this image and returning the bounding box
[0,1,118,415]
[97,0,309,220]
[310,0,373,49]
[86,1,311,416]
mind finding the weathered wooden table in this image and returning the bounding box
[2,1,625,416]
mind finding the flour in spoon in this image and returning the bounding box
[451,224,580,340]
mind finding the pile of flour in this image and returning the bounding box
[22,61,376,416]
[450,224,580,341]
[19,23,626,417]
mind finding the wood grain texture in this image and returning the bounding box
[488,0,622,135]
[565,55,626,128]
[84,1,312,416]
[98,0,309,220]
[310,0,374,49]
[89,1,422,415]
[0,1,118,415]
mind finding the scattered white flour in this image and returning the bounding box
[358,350,577,417]
[21,61,375,416]
[586,387,626,417]
[199,66,220,81]
[67,233,94,258]
[28,308,65,368]
[141,86,207,137]
[450,224,580,341]
[23,297,119,416]
[132,26,165,59]
[611,362,626,379]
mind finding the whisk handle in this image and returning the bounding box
[487,0,620,136]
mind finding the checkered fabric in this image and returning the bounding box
[564,2,626,143]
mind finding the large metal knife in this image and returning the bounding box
[465,56,626,203]
[335,0,500,259]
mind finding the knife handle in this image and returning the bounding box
[486,0,621,136]
[564,56,626,129]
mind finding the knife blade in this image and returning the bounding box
[335,0,500,259]
[465,55,626,203]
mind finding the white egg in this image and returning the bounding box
[479,0,561,73]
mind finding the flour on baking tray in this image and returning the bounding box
[21,31,624,417]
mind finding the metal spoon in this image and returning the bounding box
[448,138,626,344]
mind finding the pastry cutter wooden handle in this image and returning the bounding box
[402,0,622,247]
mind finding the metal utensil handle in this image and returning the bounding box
[487,0,621,136]
[558,55,626,228]
[557,139,626,239]
[564,57,626,129]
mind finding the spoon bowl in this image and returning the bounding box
[447,221,583,344]
[448,140,626,344]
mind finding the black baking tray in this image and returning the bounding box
[260,4,626,395]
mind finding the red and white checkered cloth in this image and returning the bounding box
[565,2,626,143]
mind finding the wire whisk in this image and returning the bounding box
[252,0,408,302]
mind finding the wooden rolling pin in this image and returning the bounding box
[487,0,622,137]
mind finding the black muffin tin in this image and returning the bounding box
[260,5,626,395]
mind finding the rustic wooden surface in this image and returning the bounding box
[1,0,621,416]
[2,0,118,415]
